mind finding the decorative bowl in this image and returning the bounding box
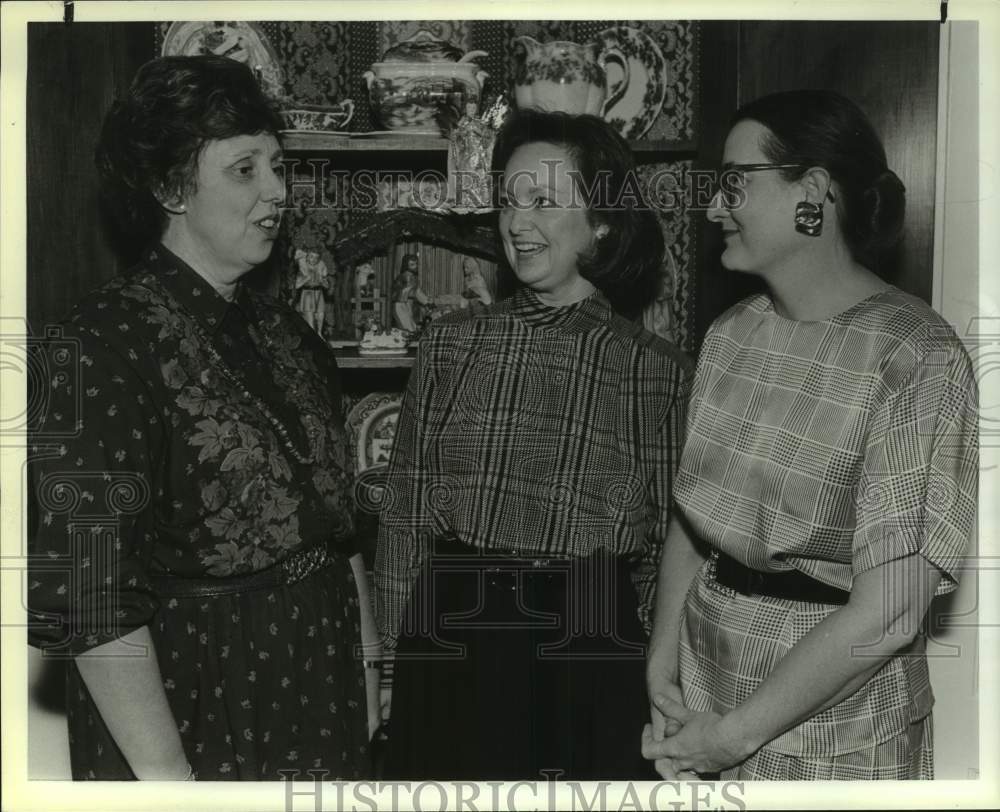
[281,101,355,132]
[362,30,488,134]
[363,62,488,134]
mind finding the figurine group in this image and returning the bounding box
[390,253,494,333]
[295,248,494,341]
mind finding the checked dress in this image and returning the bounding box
[673,288,978,779]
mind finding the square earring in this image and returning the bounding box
[794,201,823,236]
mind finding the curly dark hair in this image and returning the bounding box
[95,55,285,250]
[733,90,906,269]
[491,109,664,315]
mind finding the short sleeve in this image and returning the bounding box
[27,326,163,656]
[852,339,978,594]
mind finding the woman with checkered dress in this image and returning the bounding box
[642,90,978,780]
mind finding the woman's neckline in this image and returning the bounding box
[763,285,897,324]
[525,288,594,310]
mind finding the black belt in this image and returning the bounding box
[712,552,850,605]
[150,543,339,598]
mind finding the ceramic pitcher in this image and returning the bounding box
[513,37,609,116]
[512,27,666,138]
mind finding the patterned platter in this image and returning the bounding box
[162,21,285,100]
[280,101,355,133]
[597,26,669,140]
[345,392,403,473]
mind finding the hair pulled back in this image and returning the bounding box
[733,89,905,267]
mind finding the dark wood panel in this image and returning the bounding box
[693,22,764,346]
[737,21,939,302]
[26,22,154,333]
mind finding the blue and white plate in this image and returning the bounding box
[597,26,669,140]
[162,21,285,100]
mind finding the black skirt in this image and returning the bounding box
[383,538,656,781]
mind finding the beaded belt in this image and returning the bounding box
[712,551,850,605]
[428,536,625,593]
[431,536,570,570]
[480,555,568,589]
[483,547,567,570]
[150,543,337,599]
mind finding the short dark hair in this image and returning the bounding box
[733,89,905,268]
[95,55,285,250]
[491,109,664,313]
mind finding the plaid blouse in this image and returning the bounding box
[375,289,691,649]
[675,288,978,760]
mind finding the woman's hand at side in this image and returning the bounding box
[74,625,192,779]
[642,679,685,779]
[643,515,708,779]
[643,552,943,774]
[349,553,383,741]
[643,696,753,775]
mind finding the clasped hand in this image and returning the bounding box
[642,693,747,778]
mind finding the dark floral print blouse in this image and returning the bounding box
[27,245,369,779]
[28,244,358,654]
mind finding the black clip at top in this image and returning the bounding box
[941,0,949,24]
[63,1,74,24]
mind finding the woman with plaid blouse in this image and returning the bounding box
[375,110,691,779]
[642,90,978,780]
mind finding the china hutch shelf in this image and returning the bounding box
[333,349,416,369]
[281,130,697,156]
[281,131,449,152]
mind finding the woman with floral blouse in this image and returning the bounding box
[27,55,378,780]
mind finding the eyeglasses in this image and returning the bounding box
[714,163,837,209]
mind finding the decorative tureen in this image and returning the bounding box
[363,30,489,134]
